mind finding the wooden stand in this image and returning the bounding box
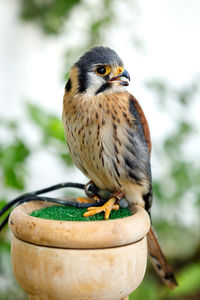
[9,201,150,300]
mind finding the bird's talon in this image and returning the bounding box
[83,197,117,220]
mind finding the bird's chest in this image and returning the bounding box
[63,94,129,179]
[63,93,141,191]
[64,99,104,169]
[65,106,110,161]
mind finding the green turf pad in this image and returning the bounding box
[30,205,131,221]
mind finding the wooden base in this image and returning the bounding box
[10,202,150,300]
[12,236,142,300]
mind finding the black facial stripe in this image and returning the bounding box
[77,69,88,93]
[65,78,71,91]
[95,83,111,95]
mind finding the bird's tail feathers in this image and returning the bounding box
[147,226,178,289]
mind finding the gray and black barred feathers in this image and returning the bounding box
[129,95,177,289]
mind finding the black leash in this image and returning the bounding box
[0,181,109,232]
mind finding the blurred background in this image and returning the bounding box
[0,0,200,299]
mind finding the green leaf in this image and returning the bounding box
[27,103,65,143]
[0,140,30,190]
[20,0,81,34]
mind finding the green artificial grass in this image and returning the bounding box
[30,205,132,221]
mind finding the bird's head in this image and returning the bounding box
[65,46,130,97]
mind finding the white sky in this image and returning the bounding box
[0,0,199,195]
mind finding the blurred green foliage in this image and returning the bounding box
[0,119,29,191]
[0,140,29,191]
[1,0,200,299]
[148,79,200,209]
[27,103,73,165]
[20,0,81,34]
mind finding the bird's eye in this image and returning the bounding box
[95,65,111,76]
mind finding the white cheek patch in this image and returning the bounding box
[83,72,126,97]
[84,73,105,97]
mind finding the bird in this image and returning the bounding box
[62,46,177,289]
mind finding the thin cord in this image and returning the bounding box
[0,182,106,231]
[0,182,85,217]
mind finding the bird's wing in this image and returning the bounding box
[128,94,152,212]
[129,94,152,155]
[129,94,177,289]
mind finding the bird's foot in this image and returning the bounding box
[83,197,119,220]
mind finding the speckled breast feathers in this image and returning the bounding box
[63,64,152,208]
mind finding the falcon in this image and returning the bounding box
[62,46,177,289]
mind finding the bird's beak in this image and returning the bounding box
[108,69,130,86]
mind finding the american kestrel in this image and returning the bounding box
[62,46,177,289]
